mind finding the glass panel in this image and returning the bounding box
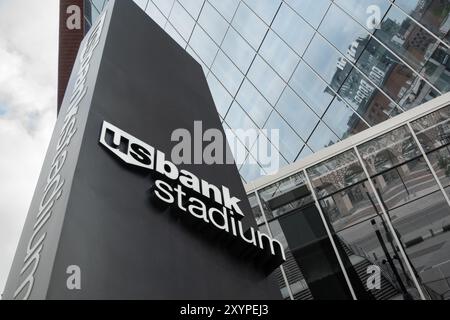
[426,147,450,199]
[412,105,450,198]
[236,80,272,128]
[239,154,265,183]
[211,50,244,96]
[258,172,314,220]
[198,2,229,44]
[303,34,352,91]
[257,174,354,300]
[248,56,286,106]
[275,87,319,141]
[319,4,368,61]
[307,121,340,152]
[145,1,167,27]
[289,62,334,117]
[298,146,314,161]
[358,126,422,176]
[92,0,106,11]
[223,120,249,165]
[152,0,175,17]
[85,0,100,24]
[272,3,315,56]
[388,188,450,300]
[335,215,423,299]
[221,28,256,73]
[319,180,382,232]
[338,68,401,126]
[357,38,432,110]
[249,133,289,174]
[284,0,331,29]
[260,30,300,81]
[244,0,281,24]
[360,123,450,299]
[259,223,301,300]
[411,105,450,153]
[322,98,369,140]
[225,100,258,129]
[422,44,450,93]
[231,2,268,50]
[169,2,195,41]
[206,73,233,118]
[375,5,439,69]
[318,4,435,110]
[307,149,367,198]
[308,147,423,299]
[225,102,258,149]
[395,0,450,45]
[208,0,240,22]
[264,111,304,162]
[189,25,218,67]
[178,0,203,19]
[333,0,390,32]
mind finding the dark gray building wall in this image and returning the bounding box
[5,0,280,300]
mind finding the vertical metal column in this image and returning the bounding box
[353,146,426,300]
[407,122,450,209]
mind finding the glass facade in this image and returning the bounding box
[83,0,450,299]
[248,100,450,300]
[85,0,450,184]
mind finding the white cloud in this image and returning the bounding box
[0,0,58,295]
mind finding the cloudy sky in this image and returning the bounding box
[0,0,58,294]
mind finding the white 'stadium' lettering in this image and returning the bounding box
[13,10,107,300]
[99,121,286,262]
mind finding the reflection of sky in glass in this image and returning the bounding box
[322,98,365,139]
[152,0,174,17]
[334,0,389,31]
[221,28,255,73]
[272,4,314,56]
[248,56,285,106]
[168,1,195,41]
[178,0,203,18]
[86,0,450,181]
[245,0,281,25]
[319,4,368,54]
[289,62,333,116]
[285,0,330,28]
[303,35,347,85]
[189,25,218,67]
[231,2,267,50]
[265,111,304,162]
[260,30,299,81]
[198,2,228,44]
[276,87,319,141]
[307,121,340,152]
[236,80,272,127]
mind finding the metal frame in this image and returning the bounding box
[247,92,450,300]
[245,92,450,193]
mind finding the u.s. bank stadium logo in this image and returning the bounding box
[99,121,286,268]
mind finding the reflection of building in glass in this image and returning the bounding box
[80,0,450,300]
[85,0,450,183]
[248,96,450,300]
